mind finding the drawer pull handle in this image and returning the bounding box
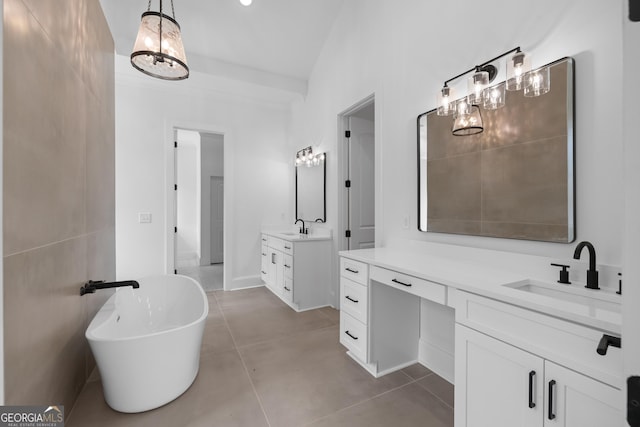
[528,371,536,409]
[284,286,291,292]
[597,334,621,355]
[345,295,359,303]
[345,267,359,274]
[345,330,358,340]
[392,278,412,287]
[284,264,291,269]
[261,270,267,275]
[262,253,266,256]
[284,245,291,250]
[548,380,556,420]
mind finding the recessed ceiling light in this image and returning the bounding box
[239,0,252,6]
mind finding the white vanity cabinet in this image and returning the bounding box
[261,233,331,311]
[455,290,622,427]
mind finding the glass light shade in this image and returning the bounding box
[452,105,483,136]
[467,70,489,104]
[240,0,253,5]
[436,86,456,116]
[456,98,472,116]
[506,51,531,91]
[524,66,551,97]
[483,82,506,110]
[131,12,189,80]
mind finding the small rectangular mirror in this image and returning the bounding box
[296,155,326,222]
[418,57,575,242]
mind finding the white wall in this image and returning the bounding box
[623,0,640,411]
[115,55,293,289]
[0,0,4,404]
[200,132,224,266]
[175,129,201,267]
[290,0,625,305]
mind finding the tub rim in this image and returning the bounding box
[85,274,209,343]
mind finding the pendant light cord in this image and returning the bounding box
[146,0,151,11]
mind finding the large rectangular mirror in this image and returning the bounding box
[418,57,575,242]
[296,154,326,222]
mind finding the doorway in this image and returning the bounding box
[339,96,376,251]
[174,129,224,292]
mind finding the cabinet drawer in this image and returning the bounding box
[340,312,368,362]
[456,290,623,388]
[283,254,293,279]
[370,266,446,305]
[268,237,284,251]
[283,277,293,303]
[340,257,368,285]
[282,241,293,255]
[341,278,368,324]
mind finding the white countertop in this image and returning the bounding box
[263,230,332,242]
[339,247,621,334]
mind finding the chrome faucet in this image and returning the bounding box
[573,241,599,290]
[295,219,307,234]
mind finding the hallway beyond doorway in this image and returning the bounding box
[178,264,224,292]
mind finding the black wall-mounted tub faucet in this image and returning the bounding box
[573,241,599,290]
[80,280,140,296]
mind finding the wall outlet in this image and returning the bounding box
[138,212,152,223]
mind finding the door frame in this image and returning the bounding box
[209,175,224,264]
[337,93,378,252]
[165,121,232,291]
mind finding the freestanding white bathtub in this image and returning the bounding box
[86,274,208,413]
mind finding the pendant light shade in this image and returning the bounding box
[452,104,483,136]
[483,82,506,110]
[131,0,189,80]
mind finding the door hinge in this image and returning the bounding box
[174,269,178,275]
[174,141,178,148]
[174,226,177,233]
[345,230,351,238]
[345,130,351,138]
[174,184,178,191]
[345,180,351,188]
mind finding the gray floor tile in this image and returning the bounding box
[317,306,340,324]
[417,373,455,408]
[306,382,454,427]
[239,326,413,427]
[401,363,433,380]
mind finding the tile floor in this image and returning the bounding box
[179,264,224,292]
[67,286,454,427]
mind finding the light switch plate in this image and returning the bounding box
[138,212,152,223]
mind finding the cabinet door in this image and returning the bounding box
[266,249,281,294]
[544,361,621,427]
[456,325,543,427]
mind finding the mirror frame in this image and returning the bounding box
[295,154,327,223]
[417,57,575,242]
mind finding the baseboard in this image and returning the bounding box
[419,338,454,384]
[228,275,263,291]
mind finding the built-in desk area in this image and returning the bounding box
[339,246,623,427]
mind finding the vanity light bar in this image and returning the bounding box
[295,146,325,167]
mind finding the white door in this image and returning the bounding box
[348,116,375,249]
[455,325,544,427]
[544,361,622,427]
[210,176,224,264]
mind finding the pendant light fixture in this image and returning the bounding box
[131,0,189,80]
[434,46,550,136]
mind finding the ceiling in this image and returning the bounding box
[99,0,346,86]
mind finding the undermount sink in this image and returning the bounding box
[503,279,621,313]
[278,232,300,236]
